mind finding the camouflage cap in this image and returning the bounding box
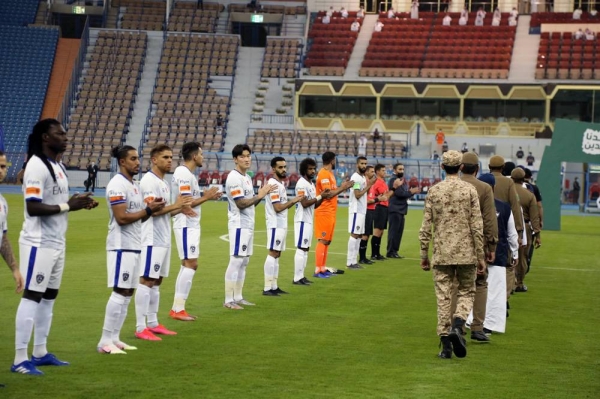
[511,168,526,179]
[489,155,505,167]
[461,152,479,165]
[442,150,462,166]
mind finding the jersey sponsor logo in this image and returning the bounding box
[129,200,143,210]
[25,187,41,195]
[52,186,69,195]
[321,178,330,184]
[26,179,41,186]
[36,272,45,284]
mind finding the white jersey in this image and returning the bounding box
[226,169,255,230]
[294,177,316,223]
[140,171,171,247]
[19,155,69,249]
[265,177,288,229]
[0,194,7,243]
[171,165,201,229]
[349,172,367,214]
[106,174,144,251]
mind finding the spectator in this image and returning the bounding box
[491,7,501,26]
[443,14,452,26]
[372,128,381,143]
[358,133,367,157]
[340,7,348,18]
[460,6,468,22]
[475,7,485,26]
[472,148,478,156]
[508,16,517,26]
[351,20,360,32]
[336,160,348,187]
[411,1,419,20]
[357,6,365,18]
[216,113,224,134]
[516,146,524,159]
[573,7,582,20]
[387,7,395,19]
[86,161,99,193]
[374,21,384,32]
[585,29,595,40]
[575,28,584,40]
[461,142,468,153]
[510,7,518,19]
[591,8,598,17]
[572,177,580,204]
[526,152,535,166]
[431,150,440,160]
[326,6,334,18]
[442,141,449,153]
[322,14,330,24]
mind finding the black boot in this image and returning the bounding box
[449,318,467,358]
[438,336,452,359]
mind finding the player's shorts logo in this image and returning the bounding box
[276,240,281,246]
[303,238,308,245]
[190,246,196,253]
[123,272,130,282]
[356,226,361,231]
[321,232,326,237]
[36,272,45,284]
[242,245,247,251]
[154,263,160,272]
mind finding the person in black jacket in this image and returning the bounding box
[86,161,99,193]
[386,163,419,258]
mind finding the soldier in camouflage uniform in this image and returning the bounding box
[419,150,486,359]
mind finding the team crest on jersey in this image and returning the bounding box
[242,245,247,251]
[190,246,196,253]
[36,272,45,284]
[133,188,139,194]
[58,172,64,179]
[123,271,130,282]
[154,263,160,272]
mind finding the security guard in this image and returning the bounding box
[419,150,485,359]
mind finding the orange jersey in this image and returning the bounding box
[315,168,337,215]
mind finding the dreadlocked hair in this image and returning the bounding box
[28,119,62,183]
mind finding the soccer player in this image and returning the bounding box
[0,150,24,293]
[98,145,165,354]
[12,119,97,375]
[314,152,354,278]
[293,158,331,285]
[170,142,222,321]
[134,144,194,341]
[347,157,376,269]
[370,164,392,260]
[262,156,304,296]
[224,144,275,309]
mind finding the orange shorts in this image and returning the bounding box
[314,213,336,242]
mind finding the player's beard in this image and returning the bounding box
[276,171,287,179]
[358,166,367,174]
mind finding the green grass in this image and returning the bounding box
[0,193,599,398]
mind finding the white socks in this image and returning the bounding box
[225,256,243,303]
[32,299,55,358]
[112,296,131,345]
[99,292,125,347]
[147,286,160,328]
[14,298,38,365]
[234,257,249,302]
[172,266,195,312]
[135,284,151,332]
[347,236,360,266]
[294,249,308,282]
[264,255,276,291]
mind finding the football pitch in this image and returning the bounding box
[0,193,598,398]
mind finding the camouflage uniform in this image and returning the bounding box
[419,152,485,336]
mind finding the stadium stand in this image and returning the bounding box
[167,1,223,33]
[141,33,239,171]
[304,11,362,76]
[0,26,58,169]
[536,31,599,79]
[0,0,39,27]
[118,0,165,31]
[261,38,303,78]
[361,12,514,79]
[228,3,306,15]
[63,31,147,170]
[530,12,600,31]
